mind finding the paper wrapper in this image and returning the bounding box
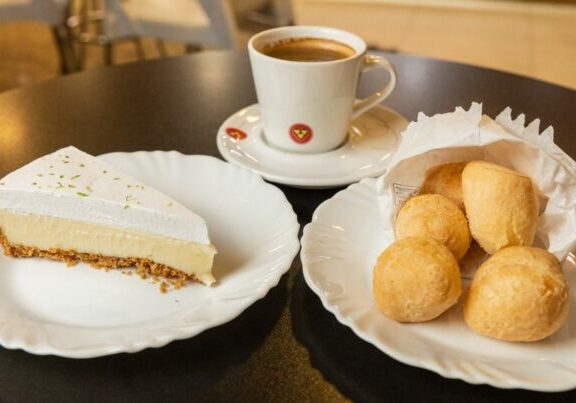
[376,102,576,269]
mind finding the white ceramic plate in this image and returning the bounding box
[301,178,576,392]
[217,103,408,188]
[0,152,300,358]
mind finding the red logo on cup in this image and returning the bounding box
[289,124,313,144]
[226,127,247,140]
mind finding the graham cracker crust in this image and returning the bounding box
[0,230,197,292]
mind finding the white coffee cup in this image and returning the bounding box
[248,25,397,153]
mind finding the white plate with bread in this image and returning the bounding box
[301,104,576,391]
[301,172,576,391]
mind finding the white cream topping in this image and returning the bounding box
[0,146,210,245]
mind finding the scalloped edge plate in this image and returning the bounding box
[0,152,300,358]
[301,177,576,392]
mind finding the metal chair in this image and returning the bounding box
[68,0,240,67]
[114,0,239,49]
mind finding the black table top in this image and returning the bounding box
[0,50,575,402]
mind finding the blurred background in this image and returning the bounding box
[0,0,575,93]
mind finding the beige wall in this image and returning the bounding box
[293,0,576,89]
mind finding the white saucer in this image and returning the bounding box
[216,104,408,188]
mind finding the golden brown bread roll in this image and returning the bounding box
[373,237,462,322]
[463,246,568,342]
[462,161,539,254]
[419,162,467,210]
[395,194,471,260]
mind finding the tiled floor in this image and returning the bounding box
[0,0,575,93]
[0,22,58,90]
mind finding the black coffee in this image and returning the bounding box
[261,37,355,62]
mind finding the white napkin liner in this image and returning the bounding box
[376,102,576,264]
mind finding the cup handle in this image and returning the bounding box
[351,54,397,120]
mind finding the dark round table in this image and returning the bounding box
[0,50,575,403]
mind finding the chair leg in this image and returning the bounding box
[155,39,168,58]
[103,42,113,65]
[51,26,72,74]
[185,44,202,53]
[133,38,146,60]
[76,0,90,70]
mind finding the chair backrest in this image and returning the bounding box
[101,0,140,39]
[0,0,68,25]
[198,0,238,49]
[100,0,240,49]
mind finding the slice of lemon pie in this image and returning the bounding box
[0,146,216,287]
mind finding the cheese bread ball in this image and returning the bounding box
[462,161,539,254]
[373,237,462,322]
[395,194,471,260]
[419,162,467,210]
[464,246,568,342]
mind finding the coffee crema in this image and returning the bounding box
[260,37,355,62]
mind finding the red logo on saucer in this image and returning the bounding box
[289,123,313,144]
[226,127,247,140]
